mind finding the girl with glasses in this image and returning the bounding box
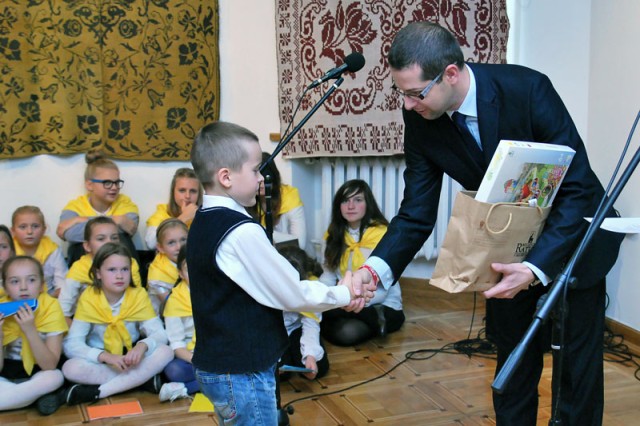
[56,150,140,268]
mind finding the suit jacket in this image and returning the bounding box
[372,63,624,289]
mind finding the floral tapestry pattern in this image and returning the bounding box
[0,0,219,161]
[276,0,509,158]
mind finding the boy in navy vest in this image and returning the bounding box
[188,121,364,425]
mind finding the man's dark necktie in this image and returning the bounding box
[451,111,484,168]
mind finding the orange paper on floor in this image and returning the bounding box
[86,400,143,420]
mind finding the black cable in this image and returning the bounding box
[282,291,496,411]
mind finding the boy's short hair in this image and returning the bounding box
[191,121,259,187]
[11,205,45,227]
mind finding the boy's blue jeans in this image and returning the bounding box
[195,364,278,425]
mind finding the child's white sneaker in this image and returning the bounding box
[159,382,189,402]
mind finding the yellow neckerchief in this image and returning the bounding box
[63,193,139,216]
[163,281,191,318]
[66,254,142,287]
[14,236,59,264]
[1,292,68,375]
[146,204,171,227]
[338,224,387,277]
[259,184,303,225]
[187,330,196,352]
[148,253,179,285]
[74,286,155,355]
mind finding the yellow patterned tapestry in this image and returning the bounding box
[0,0,219,161]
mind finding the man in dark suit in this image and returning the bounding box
[349,22,624,425]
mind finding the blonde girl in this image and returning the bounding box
[57,149,139,266]
[159,245,196,401]
[12,206,68,297]
[145,167,202,250]
[0,256,68,415]
[58,217,142,325]
[61,243,172,405]
[147,219,188,314]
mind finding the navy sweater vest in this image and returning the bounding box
[187,206,288,373]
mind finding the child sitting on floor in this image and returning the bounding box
[61,243,173,405]
[0,256,68,416]
[11,206,67,297]
[58,217,142,326]
[0,225,15,297]
[277,245,330,380]
[159,245,196,401]
[147,219,188,314]
[145,167,202,250]
[57,149,140,267]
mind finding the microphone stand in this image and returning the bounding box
[491,134,640,424]
[259,76,344,244]
[260,77,345,426]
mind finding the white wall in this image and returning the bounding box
[0,0,283,251]
[509,0,640,330]
[588,0,640,330]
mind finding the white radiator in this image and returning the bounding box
[310,157,460,262]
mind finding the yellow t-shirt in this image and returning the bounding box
[63,193,139,217]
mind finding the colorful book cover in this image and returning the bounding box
[475,140,576,207]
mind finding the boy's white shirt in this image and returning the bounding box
[202,194,351,312]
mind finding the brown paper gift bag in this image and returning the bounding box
[430,191,551,293]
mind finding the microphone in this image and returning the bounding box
[307,52,365,89]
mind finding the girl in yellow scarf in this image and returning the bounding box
[0,256,68,415]
[147,219,188,314]
[61,243,173,406]
[59,217,143,326]
[11,206,68,297]
[320,180,405,346]
[145,167,202,250]
[0,225,15,298]
[159,246,196,400]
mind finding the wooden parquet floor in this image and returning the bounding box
[2,278,640,425]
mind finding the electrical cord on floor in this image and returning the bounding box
[282,292,496,411]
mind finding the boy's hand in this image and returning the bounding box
[303,356,318,380]
[339,271,369,313]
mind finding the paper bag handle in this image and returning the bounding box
[485,202,544,234]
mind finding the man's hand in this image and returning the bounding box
[339,269,377,313]
[483,262,535,299]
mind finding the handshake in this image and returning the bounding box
[337,268,379,313]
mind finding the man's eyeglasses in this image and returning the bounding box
[90,179,125,189]
[392,69,444,100]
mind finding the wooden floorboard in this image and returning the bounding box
[2,278,640,425]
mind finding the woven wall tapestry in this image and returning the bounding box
[0,0,219,161]
[276,0,509,158]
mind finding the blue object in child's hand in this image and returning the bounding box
[278,365,316,374]
[0,299,38,317]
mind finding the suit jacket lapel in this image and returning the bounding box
[471,64,500,166]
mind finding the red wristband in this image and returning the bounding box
[359,264,379,286]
